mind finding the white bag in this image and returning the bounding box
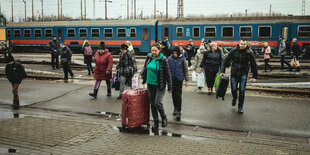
[192,71,197,82]
[197,73,205,88]
[131,77,139,90]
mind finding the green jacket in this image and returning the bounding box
[221,47,258,79]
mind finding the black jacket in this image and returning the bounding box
[116,51,137,77]
[5,62,27,84]
[291,42,301,57]
[60,46,72,63]
[200,49,222,73]
[49,40,60,55]
[221,46,258,79]
[140,54,172,91]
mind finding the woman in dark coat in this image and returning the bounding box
[89,41,113,98]
[5,54,27,109]
[200,42,222,95]
[82,40,94,75]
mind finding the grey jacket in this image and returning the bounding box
[193,50,204,73]
[279,40,287,55]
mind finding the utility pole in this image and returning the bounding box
[177,0,183,18]
[154,0,156,19]
[134,0,136,19]
[11,0,13,22]
[105,0,107,20]
[81,0,83,20]
[84,0,86,20]
[245,9,249,17]
[23,0,26,22]
[93,0,95,19]
[166,0,168,19]
[302,0,305,15]
[32,0,34,21]
[60,0,63,20]
[58,0,60,20]
[127,0,129,20]
[269,5,272,16]
[41,0,44,21]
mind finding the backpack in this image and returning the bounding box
[84,46,93,55]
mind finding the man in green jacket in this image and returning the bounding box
[221,39,258,114]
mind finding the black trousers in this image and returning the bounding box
[172,79,183,112]
[264,59,272,71]
[62,62,74,79]
[51,54,59,68]
[205,70,217,89]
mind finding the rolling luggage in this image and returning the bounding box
[122,88,150,129]
[216,76,229,100]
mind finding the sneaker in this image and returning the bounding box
[173,109,177,116]
[232,99,236,106]
[238,107,244,114]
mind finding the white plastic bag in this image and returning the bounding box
[192,71,197,82]
[197,73,205,88]
[131,77,139,90]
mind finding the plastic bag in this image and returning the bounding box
[197,73,205,88]
[131,77,139,90]
[214,73,221,90]
[192,71,197,82]
[291,57,300,67]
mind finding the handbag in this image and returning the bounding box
[114,72,120,91]
[291,57,300,67]
[131,76,139,90]
[197,72,205,88]
[60,58,68,63]
[110,73,116,88]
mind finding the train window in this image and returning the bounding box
[24,29,31,38]
[7,29,11,38]
[258,26,271,38]
[143,28,148,41]
[35,29,42,38]
[79,29,87,38]
[298,26,310,38]
[45,29,53,38]
[91,28,100,38]
[67,29,75,38]
[13,29,21,38]
[193,27,200,38]
[104,28,113,38]
[222,27,233,38]
[240,26,252,38]
[176,27,183,38]
[130,28,136,38]
[204,27,216,38]
[117,28,126,38]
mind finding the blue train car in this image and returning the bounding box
[6,19,157,54]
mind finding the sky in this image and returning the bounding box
[0,0,309,22]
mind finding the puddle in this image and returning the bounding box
[112,126,208,141]
[0,147,17,153]
[0,112,25,119]
[96,111,121,119]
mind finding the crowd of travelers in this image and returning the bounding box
[4,35,302,131]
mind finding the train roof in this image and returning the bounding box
[6,19,158,27]
[158,16,310,24]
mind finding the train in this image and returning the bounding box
[2,14,310,55]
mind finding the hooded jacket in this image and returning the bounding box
[221,45,258,79]
[140,53,172,91]
[168,47,189,82]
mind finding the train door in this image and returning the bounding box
[163,25,172,47]
[279,24,292,52]
[141,26,150,52]
[56,27,64,44]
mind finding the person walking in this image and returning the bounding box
[200,42,222,95]
[193,45,206,91]
[261,42,272,72]
[186,39,194,69]
[89,41,113,98]
[60,43,74,80]
[49,35,60,70]
[168,46,189,121]
[5,54,27,109]
[221,39,258,114]
[279,36,292,71]
[179,44,188,60]
[82,40,94,75]
[291,38,301,72]
[116,43,137,99]
[139,43,172,131]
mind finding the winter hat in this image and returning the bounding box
[120,43,128,50]
[5,54,14,63]
[278,35,284,39]
[172,46,181,56]
[98,41,105,50]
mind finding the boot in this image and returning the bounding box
[162,116,168,127]
[117,94,122,100]
[107,87,111,97]
[152,120,159,132]
[12,100,20,110]
[176,112,181,121]
[173,108,177,116]
[89,89,98,98]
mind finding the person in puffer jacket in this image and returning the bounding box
[5,54,27,109]
[139,43,172,132]
[168,46,189,121]
[193,44,206,91]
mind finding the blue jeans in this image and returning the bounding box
[231,75,248,108]
[280,55,292,70]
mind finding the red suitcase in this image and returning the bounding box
[122,89,150,129]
